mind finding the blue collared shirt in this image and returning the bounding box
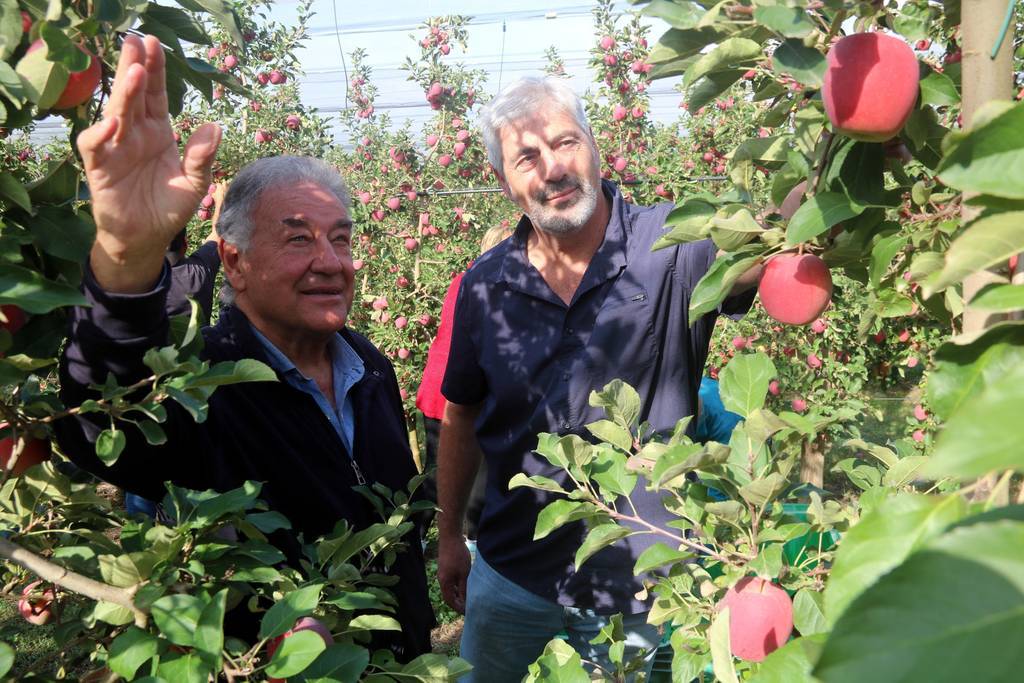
[251,327,365,455]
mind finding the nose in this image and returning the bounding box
[310,234,346,274]
[539,145,568,183]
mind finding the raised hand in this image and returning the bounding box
[79,34,222,293]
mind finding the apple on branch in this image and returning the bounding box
[718,577,793,662]
[757,253,833,326]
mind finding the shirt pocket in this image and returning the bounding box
[584,283,657,387]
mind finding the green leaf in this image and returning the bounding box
[786,192,865,245]
[534,499,595,541]
[926,323,1024,420]
[649,27,722,65]
[151,594,207,647]
[194,589,226,670]
[0,60,26,106]
[969,283,1024,312]
[98,552,156,587]
[325,591,392,612]
[739,473,787,507]
[749,542,784,578]
[654,199,714,249]
[633,542,691,574]
[39,22,91,71]
[259,584,323,639]
[823,493,967,624]
[589,379,641,432]
[683,38,761,89]
[575,523,631,569]
[292,642,369,683]
[144,4,210,45]
[347,614,401,631]
[641,0,704,29]
[590,446,637,498]
[719,351,776,418]
[29,206,96,262]
[192,480,261,526]
[14,39,67,109]
[96,428,126,466]
[869,233,908,289]
[936,101,1024,199]
[0,172,30,211]
[525,638,589,682]
[923,211,1024,295]
[748,634,826,683]
[26,155,80,204]
[156,649,209,683]
[266,630,327,679]
[792,589,827,636]
[188,0,243,46]
[0,263,87,313]
[709,208,764,251]
[246,510,291,534]
[0,0,21,62]
[689,249,763,319]
[108,627,160,679]
[687,69,745,112]
[710,606,739,683]
[771,39,827,88]
[188,358,277,386]
[919,70,959,107]
[925,363,1024,478]
[507,472,567,494]
[754,6,814,38]
[814,520,1024,683]
[136,420,167,446]
[586,419,633,452]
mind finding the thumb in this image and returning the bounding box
[181,123,222,192]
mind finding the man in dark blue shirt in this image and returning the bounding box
[435,76,760,680]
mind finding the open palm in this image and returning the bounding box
[79,35,220,290]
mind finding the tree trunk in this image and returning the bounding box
[960,0,1015,504]
[800,437,824,488]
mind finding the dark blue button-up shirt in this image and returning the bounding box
[442,181,754,613]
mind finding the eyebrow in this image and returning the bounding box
[281,217,353,230]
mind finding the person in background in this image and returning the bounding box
[693,376,743,445]
[414,224,511,545]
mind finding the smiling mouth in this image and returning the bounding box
[545,187,578,203]
[302,288,345,296]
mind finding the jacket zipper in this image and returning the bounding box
[350,458,367,485]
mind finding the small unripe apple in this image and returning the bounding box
[822,32,919,142]
[718,577,793,662]
[28,40,101,110]
[757,254,833,326]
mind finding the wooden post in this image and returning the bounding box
[960,0,1015,503]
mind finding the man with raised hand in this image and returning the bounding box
[435,76,760,680]
[55,35,433,658]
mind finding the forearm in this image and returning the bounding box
[436,401,483,539]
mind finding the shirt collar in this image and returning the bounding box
[249,325,363,384]
[497,179,629,297]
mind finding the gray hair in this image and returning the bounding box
[479,76,591,172]
[217,156,351,304]
[217,155,351,252]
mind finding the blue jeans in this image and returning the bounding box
[461,554,660,682]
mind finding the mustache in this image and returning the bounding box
[534,178,581,203]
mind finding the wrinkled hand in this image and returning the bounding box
[79,34,221,292]
[437,533,471,614]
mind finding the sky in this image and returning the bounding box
[30,1,685,145]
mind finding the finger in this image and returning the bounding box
[181,122,222,192]
[142,34,169,121]
[111,64,147,143]
[76,117,119,170]
[105,35,145,124]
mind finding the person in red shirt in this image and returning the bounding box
[416,225,510,540]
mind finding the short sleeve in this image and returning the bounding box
[440,275,487,405]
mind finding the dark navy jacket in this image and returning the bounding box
[55,264,434,658]
[442,181,754,613]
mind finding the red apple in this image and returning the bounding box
[791,398,807,413]
[718,577,793,662]
[268,69,285,84]
[0,433,51,476]
[806,353,822,369]
[757,254,833,326]
[822,32,919,142]
[731,336,747,351]
[223,54,238,69]
[285,115,301,130]
[912,429,925,442]
[18,581,56,626]
[404,238,419,252]
[28,40,101,110]
[1,305,26,335]
[438,154,452,167]
[599,35,615,50]
[913,404,927,421]
[386,197,401,211]
[612,105,627,121]
[898,329,911,343]
[352,259,364,271]
[397,348,411,360]
[395,316,408,329]
[768,380,780,396]
[21,11,32,34]
[810,318,827,334]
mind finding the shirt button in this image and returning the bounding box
[562,422,571,430]
[562,372,570,381]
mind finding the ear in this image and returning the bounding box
[219,240,247,294]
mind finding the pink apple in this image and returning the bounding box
[600,35,615,50]
[731,336,747,350]
[718,577,793,662]
[453,142,466,158]
[358,191,371,205]
[768,380,780,396]
[254,129,272,144]
[912,429,925,442]
[898,329,911,343]
[757,254,833,326]
[387,197,401,211]
[418,314,433,326]
[395,316,408,329]
[352,259,364,271]
[438,154,452,167]
[397,348,411,359]
[612,157,628,173]
[285,115,301,130]
[791,398,807,413]
[612,105,627,121]
[269,70,285,84]
[811,318,827,334]
[806,353,822,369]
[426,133,439,147]
[404,238,419,252]
[913,404,927,421]
[372,297,388,310]
[456,129,470,142]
